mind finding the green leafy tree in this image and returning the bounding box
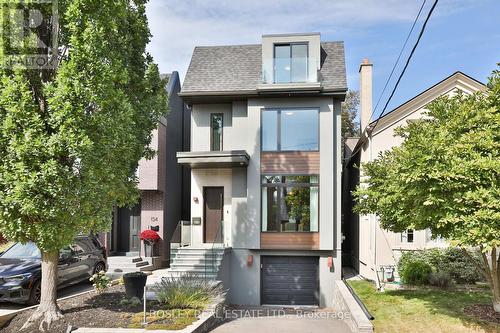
[0,0,166,330]
[341,90,360,157]
[354,67,500,312]
[342,90,360,138]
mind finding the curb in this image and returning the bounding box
[333,280,374,333]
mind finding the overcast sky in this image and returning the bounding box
[145,0,499,118]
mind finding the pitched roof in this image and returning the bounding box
[181,42,347,95]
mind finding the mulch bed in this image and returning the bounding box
[1,284,198,333]
[463,304,500,326]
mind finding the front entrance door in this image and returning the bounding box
[129,204,141,252]
[203,187,223,243]
[117,203,141,254]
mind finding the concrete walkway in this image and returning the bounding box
[209,306,352,333]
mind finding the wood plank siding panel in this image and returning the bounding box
[261,233,320,250]
[260,151,320,174]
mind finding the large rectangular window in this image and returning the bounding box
[274,43,308,83]
[261,108,318,151]
[210,113,223,151]
[261,175,319,232]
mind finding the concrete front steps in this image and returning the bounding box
[146,247,226,286]
[106,256,153,278]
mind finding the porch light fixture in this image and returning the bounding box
[327,256,333,268]
[193,197,199,203]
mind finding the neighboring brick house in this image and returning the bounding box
[102,72,190,267]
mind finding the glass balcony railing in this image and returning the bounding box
[262,57,319,84]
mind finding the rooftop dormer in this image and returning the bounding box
[259,32,322,91]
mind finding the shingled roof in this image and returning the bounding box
[181,41,347,96]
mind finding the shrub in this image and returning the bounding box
[397,247,485,286]
[399,259,432,285]
[120,296,142,307]
[89,270,111,293]
[154,275,226,310]
[428,271,452,288]
[439,247,483,284]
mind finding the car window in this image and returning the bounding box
[72,239,93,254]
[59,246,72,258]
[1,242,41,259]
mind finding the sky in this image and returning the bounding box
[145,0,500,119]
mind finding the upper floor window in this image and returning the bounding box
[262,108,319,151]
[274,43,308,83]
[210,113,223,151]
[401,229,414,243]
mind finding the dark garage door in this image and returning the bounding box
[261,256,319,305]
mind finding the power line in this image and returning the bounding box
[371,0,428,119]
[370,0,439,132]
[344,0,439,162]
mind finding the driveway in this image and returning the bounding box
[210,306,352,333]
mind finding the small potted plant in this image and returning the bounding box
[123,271,148,299]
[140,229,160,257]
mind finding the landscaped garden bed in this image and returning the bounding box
[2,275,225,333]
[348,280,500,333]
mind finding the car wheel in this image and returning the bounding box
[28,279,41,305]
[93,262,106,275]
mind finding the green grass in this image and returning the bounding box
[348,280,498,333]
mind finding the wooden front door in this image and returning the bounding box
[203,187,224,243]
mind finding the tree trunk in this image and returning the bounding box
[491,248,500,313]
[21,250,63,331]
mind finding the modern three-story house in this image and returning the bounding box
[176,33,347,307]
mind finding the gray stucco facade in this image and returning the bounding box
[179,33,346,307]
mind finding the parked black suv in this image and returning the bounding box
[0,235,107,304]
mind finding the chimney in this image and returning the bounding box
[359,58,373,133]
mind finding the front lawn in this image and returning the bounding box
[348,280,499,333]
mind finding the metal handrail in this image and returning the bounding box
[170,220,192,266]
[205,220,224,281]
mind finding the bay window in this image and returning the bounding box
[261,175,319,232]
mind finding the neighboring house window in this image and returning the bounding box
[261,175,319,232]
[261,109,319,151]
[210,113,223,151]
[401,229,414,243]
[274,43,308,83]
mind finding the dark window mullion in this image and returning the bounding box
[277,109,281,151]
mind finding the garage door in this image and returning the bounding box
[261,256,319,305]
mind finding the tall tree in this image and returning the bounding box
[341,90,360,157]
[0,0,167,330]
[342,90,360,137]
[354,67,500,312]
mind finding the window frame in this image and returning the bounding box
[210,113,224,151]
[260,108,320,153]
[273,42,309,84]
[401,229,414,243]
[261,174,320,233]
